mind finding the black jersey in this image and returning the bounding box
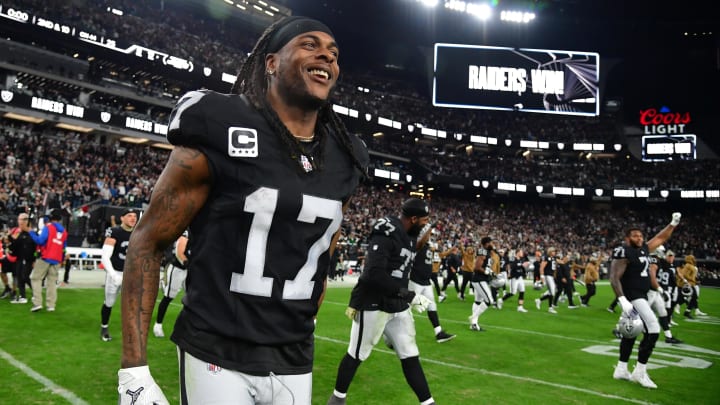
[508,257,529,279]
[349,216,415,313]
[166,90,368,375]
[612,242,652,300]
[542,255,557,277]
[104,226,132,272]
[410,243,433,285]
[657,259,677,290]
[473,247,491,282]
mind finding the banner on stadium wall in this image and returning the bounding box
[0,4,236,85]
[433,43,600,116]
[0,90,168,135]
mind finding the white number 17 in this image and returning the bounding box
[230,187,342,300]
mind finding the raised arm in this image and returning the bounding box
[647,212,681,252]
[121,146,211,368]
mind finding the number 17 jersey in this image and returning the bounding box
[167,90,368,375]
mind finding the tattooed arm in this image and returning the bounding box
[121,147,211,368]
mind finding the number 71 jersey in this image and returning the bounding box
[167,90,368,351]
[613,242,652,295]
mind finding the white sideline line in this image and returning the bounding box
[315,335,657,405]
[0,347,90,405]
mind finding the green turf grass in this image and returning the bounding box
[0,282,718,404]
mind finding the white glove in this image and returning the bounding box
[670,212,681,226]
[118,366,169,405]
[656,286,664,295]
[618,296,634,315]
[410,294,432,313]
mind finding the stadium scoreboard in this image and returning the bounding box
[433,43,600,116]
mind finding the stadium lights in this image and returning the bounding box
[119,137,149,144]
[3,112,44,124]
[56,123,93,133]
[500,10,535,23]
[418,0,440,7]
[473,180,480,187]
[660,190,669,198]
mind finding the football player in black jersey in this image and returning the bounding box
[610,212,681,389]
[657,249,679,325]
[118,16,368,405]
[501,249,530,312]
[647,251,683,344]
[468,236,496,331]
[410,224,456,343]
[100,209,137,342]
[535,247,559,313]
[152,230,189,338]
[327,198,437,405]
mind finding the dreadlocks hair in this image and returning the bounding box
[231,19,368,177]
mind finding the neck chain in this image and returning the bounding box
[294,133,315,143]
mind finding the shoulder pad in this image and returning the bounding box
[371,217,396,237]
[167,90,215,146]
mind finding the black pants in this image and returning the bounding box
[581,282,596,305]
[441,270,459,293]
[13,258,34,298]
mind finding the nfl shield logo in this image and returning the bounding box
[207,363,222,374]
[300,155,313,172]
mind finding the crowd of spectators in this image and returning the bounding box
[4,0,622,145]
[0,119,717,279]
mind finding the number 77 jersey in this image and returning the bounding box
[167,90,368,374]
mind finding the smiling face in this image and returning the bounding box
[266,31,339,110]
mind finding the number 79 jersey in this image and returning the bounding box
[612,242,652,298]
[166,90,368,372]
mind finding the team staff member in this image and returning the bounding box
[119,15,368,405]
[101,209,138,341]
[438,246,461,302]
[611,212,681,389]
[8,213,36,304]
[328,198,435,405]
[458,244,475,301]
[28,209,67,312]
[580,254,600,306]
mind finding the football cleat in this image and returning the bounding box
[153,323,165,338]
[548,307,557,314]
[435,331,456,343]
[469,323,484,332]
[669,320,679,327]
[535,298,541,310]
[47,307,55,312]
[517,306,528,313]
[438,294,447,303]
[567,305,579,309]
[496,298,503,309]
[630,369,657,389]
[695,309,707,316]
[30,305,42,312]
[327,394,347,405]
[101,327,112,342]
[684,311,694,320]
[612,365,631,381]
[665,336,683,344]
[457,293,465,301]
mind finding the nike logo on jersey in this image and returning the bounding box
[228,127,259,158]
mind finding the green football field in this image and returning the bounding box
[1,280,718,404]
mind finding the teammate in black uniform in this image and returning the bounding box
[610,213,681,389]
[100,209,137,341]
[118,16,368,405]
[501,249,530,312]
[410,225,455,342]
[152,230,189,338]
[535,247,559,313]
[327,198,436,405]
[469,236,496,331]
